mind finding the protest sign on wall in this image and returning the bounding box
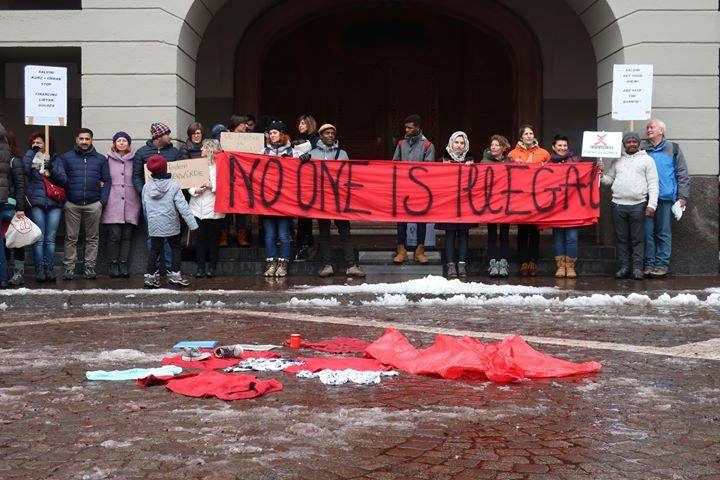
[612,64,653,121]
[581,131,623,158]
[144,157,210,189]
[24,65,67,126]
[220,132,265,153]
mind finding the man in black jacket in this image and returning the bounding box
[133,122,179,195]
[0,127,26,288]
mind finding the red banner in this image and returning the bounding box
[214,152,600,227]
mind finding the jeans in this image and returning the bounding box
[444,229,469,263]
[30,207,62,268]
[487,223,510,259]
[517,224,540,263]
[0,204,16,282]
[397,222,427,247]
[146,236,172,270]
[612,202,646,271]
[106,223,135,263]
[553,227,579,258]
[318,219,355,266]
[644,199,673,270]
[195,217,223,269]
[147,234,181,274]
[263,216,291,260]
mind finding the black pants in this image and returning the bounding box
[487,223,510,259]
[4,247,24,262]
[445,229,469,263]
[517,224,539,263]
[107,223,135,263]
[296,217,314,249]
[148,234,181,274]
[612,202,646,270]
[318,219,355,266]
[195,217,222,269]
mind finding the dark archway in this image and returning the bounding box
[235,0,542,158]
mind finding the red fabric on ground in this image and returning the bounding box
[364,328,602,383]
[137,371,283,400]
[161,350,280,370]
[284,357,394,374]
[283,337,371,354]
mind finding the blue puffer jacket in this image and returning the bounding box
[53,145,111,205]
[22,149,63,209]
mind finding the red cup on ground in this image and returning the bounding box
[289,334,302,349]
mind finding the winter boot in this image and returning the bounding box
[318,264,334,277]
[236,230,250,247]
[274,259,288,277]
[565,257,577,278]
[109,261,120,278]
[118,262,129,278]
[520,262,530,276]
[554,256,567,278]
[8,260,24,286]
[218,229,229,247]
[84,266,97,280]
[446,262,457,279]
[393,245,407,264]
[414,244,428,264]
[527,260,538,277]
[264,259,277,277]
[144,272,161,288]
[457,262,467,278]
[35,263,46,283]
[168,271,191,287]
[346,264,366,278]
[488,259,499,277]
[497,259,509,278]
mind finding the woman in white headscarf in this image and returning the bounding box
[436,131,476,279]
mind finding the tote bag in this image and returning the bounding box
[5,215,42,248]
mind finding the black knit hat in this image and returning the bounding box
[266,120,287,134]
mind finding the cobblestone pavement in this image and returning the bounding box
[0,275,719,479]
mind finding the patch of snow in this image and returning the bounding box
[198,300,226,308]
[286,297,340,307]
[99,439,132,448]
[160,301,186,308]
[74,349,164,365]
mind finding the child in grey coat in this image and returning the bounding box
[142,155,198,288]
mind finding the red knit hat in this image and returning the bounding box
[147,155,167,175]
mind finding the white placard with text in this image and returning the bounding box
[611,64,653,121]
[24,65,68,126]
[581,131,623,158]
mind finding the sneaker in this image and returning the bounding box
[264,260,277,277]
[63,268,75,281]
[488,259,499,277]
[294,246,309,262]
[180,347,211,362]
[319,264,334,277]
[527,260,538,277]
[274,260,288,277]
[497,259,509,278]
[167,271,190,287]
[457,262,467,278]
[650,268,668,278]
[84,266,97,280]
[446,262,457,279]
[205,266,216,278]
[632,268,645,281]
[346,264,366,278]
[144,272,160,289]
[643,267,653,278]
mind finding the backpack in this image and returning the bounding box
[398,138,431,160]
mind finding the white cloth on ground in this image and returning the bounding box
[296,369,399,386]
[224,357,302,372]
[86,365,182,381]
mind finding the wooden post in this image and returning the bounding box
[44,125,50,155]
[629,120,634,133]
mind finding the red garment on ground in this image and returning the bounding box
[137,371,283,400]
[284,357,394,374]
[364,328,602,383]
[283,337,371,354]
[161,350,280,370]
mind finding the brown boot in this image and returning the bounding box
[393,245,407,264]
[236,229,250,247]
[414,244,428,264]
[218,229,229,247]
[565,257,577,278]
[554,256,566,278]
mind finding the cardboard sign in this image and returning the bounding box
[144,157,210,189]
[612,64,653,121]
[581,131,623,158]
[220,132,265,153]
[24,65,68,126]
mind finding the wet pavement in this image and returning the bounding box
[0,274,719,479]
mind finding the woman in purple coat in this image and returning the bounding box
[102,132,141,278]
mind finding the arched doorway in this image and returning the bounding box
[235,0,542,159]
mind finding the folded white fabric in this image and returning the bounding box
[296,369,399,386]
[224,357,302,372]
[86,365,182,381]
[238,344,283,351]
[671,200,685,221]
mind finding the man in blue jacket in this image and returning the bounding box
[54,128,110,280]
[641,119,691,278]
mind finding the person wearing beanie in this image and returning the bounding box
[133,122,179,195]
[0,128,27,288]
[102,131,140,278]
[211,124,228,140]
[141,154,198,288]
[601,132,659,280]
[53,128,111,280]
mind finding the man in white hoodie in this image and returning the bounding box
[601,132,659,280]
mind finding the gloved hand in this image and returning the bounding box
[299,153,312,163]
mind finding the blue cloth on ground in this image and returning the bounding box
[86,365,182,381]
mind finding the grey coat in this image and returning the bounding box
[392,132,435,161]
[142,176,198,237]
[309,141,349,160]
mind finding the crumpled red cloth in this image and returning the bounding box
[364,328,602,383]
[137,371,283,400]
[284,357,394,374]
[161,350,280,370]
[283,337,371,354]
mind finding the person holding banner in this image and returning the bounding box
[258,120,305,277]
[481,134,512,278]
[392,114,435,265]
[601,132,658,280]
[641,119,691,278]
[436,131,475,279]
[293,114,320,262]
[508,124,550,276]
[23,131,62,282]
[0,127,27,289]
[308,123,365,278]
[549,134,586,278]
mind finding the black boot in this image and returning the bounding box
[35,263,46,283]
[109,261,120,278]
[118,261,129,278]
[45,264,56,282]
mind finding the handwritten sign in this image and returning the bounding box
[611,64,653,121]
[581,131,622,158]
[24,65,68,126]
[144,157,210,189]
[220,132,265,153]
